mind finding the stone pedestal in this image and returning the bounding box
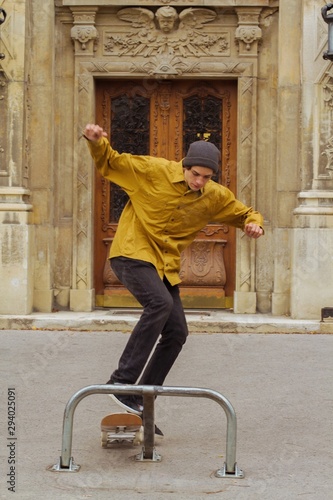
[233,291,257,314]
[70,289,95,312]
[291,191,333,319]
[0,189,34,314]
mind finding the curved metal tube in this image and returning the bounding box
[54,384,240,476]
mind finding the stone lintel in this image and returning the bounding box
[61,1,275,7]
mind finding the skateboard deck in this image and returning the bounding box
[101,413,144,448]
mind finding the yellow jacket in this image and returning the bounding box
[87,137,264,285]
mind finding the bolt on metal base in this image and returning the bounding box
[215,462,244,479]
[135,447,162,462]
[48,457,81,473]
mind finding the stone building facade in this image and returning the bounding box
[0,0,332,320]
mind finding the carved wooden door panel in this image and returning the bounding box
[94,79,237,308]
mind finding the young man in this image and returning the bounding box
[84,123,264,420]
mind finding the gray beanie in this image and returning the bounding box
[183,141,220,173]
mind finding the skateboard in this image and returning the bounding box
[100,413,144,448]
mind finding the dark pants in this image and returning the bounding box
[108,257,188,386]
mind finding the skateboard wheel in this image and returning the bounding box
[133,426,144,445]
[101,431,108,448]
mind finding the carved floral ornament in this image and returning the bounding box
[321,136,333,174]
[321,71,333,176]
[323,71,333,108]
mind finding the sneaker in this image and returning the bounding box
[141,411,164,438]
[107,379,143,415]
[109,393,143,416]
[154,424,164,438]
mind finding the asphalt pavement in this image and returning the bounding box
[0,311,332,499]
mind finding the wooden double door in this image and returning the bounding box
[94,79,237,308]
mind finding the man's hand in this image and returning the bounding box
[244,223,263,239]
[83,124,108,142]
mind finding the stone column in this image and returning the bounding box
[270,0,302,316]
[28,0,57,312]
[0,1,34,314]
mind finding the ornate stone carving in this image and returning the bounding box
[0,75,7,176]
[104,6,229,64]
[71,25,98,51]
[321,136,333,177]
[81,59,250,79]
[24,89,32,181]
[323,74,333,108]
[0,77,6,96]
[158,0,195,3]
[236,26,261,51]
[320,71,333,181]
[130,55,201,77]
[235,8,262,56]
[76,265,88,287]
[70,8,98,54]
[0,6,12,76]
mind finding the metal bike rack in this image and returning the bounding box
[48,384,244,478]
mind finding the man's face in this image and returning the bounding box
[183,166,214,191]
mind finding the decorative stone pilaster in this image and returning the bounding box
[70,7,98,55]
[69,7,99,311]
[235,8,262,56]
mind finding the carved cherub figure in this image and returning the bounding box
[111,6,218,57]
[179,7,216,30]
[155,6,178,33]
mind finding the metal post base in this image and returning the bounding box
[48,457,81,472]
[135,447,162,462]
[215,462,244,479]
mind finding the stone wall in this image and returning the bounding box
[0,0,332,319]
